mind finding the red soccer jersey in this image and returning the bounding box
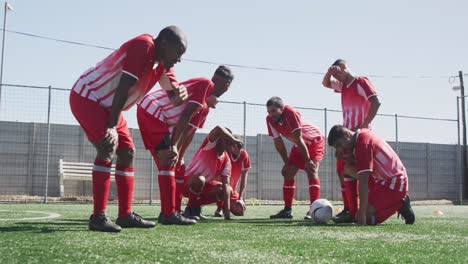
[354,129,408,192]
[185,136,231,182]
[330,76,377,129]
[138,77,213,129]
[266,105,323,144]
[72,34,177,111]
[229,149,251,192]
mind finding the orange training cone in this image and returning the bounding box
[433,210,444,215]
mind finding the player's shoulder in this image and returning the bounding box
[124,34,155,49]
[241,149,250,159]
[181,77,213,89]
[356,128,375,143]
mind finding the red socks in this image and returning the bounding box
[341,185,349,209]
[283,179,296,208]
[92,159,112,217]
[158,166,176,217]
[174,165,185,212]
[344,176,358,216]
[115,165,134,218]
[308,177,320,204]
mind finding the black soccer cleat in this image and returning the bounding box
[116,212,156,228]
[214,208,224,217]
[89,213,122,232]
[398,195,415,225]
[158,212,196,225]
[270,208,293,219]
[183,207,200,221]
[304,211,312,220]
[332,208,354,224]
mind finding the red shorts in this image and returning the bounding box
[137,106,170,150]
[369,183,407,224]
[182,178,221,199]
[288,136,325,170]
[69,91,134,149]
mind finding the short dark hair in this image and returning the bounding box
[215,65,234,81]
[266,96,284,108]
[327,125,347,146]
[332,59,347,67]
[156,25,186,45]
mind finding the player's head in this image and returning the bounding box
[218,127,234,151]
[330,59,351,82]
[266,96,284,123]
[207,65,234,109]
[155,26,187,70]
[327,125,355,158]
[228,134,243,159]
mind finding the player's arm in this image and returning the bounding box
[322,66,340,89]
[291,128,316,174]
[159,69,187,106]
[356,171,370,226]
[208,126,243,147]
[273,137,289,165]
[360,96,381,129]
[238,168,249,201]
[177,126,196,164]
[221,175,232,220]
[171,102,202,151]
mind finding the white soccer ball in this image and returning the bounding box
[310,199,333,224]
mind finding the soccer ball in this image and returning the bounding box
[310,199,333,224]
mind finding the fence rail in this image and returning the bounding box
[0,84,464,204]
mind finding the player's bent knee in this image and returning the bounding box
[189,176,206,193]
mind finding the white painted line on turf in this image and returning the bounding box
[0,210,61,221]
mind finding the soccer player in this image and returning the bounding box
[182,126,243,221]
[322,59,381,223]
[214,135,251,217]
[137,66,234,225]
[266,97,325,219]
[69,26,188,232]
[327,125,415,225]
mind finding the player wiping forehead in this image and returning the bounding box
[137,66,234,225]
[322,59,381,223]
[70,25,188,232]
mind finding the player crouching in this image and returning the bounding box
[182,126,243,220]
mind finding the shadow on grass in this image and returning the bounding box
[3,218,90,232]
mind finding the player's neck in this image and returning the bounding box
[345,74,355,86]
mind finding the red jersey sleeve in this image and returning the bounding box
[357,77,377,99]
[355,132,374,174]
[187,78,212,107]
[242,150,251,171]
[283,106,302,133]
[266,117,280,138]
[122,39,153,80]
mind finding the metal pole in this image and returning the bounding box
[457,96,461,146]
[324,108,328,141]
[395,114,399,154]
[0,2,8,107]
[459,71,467,200]
[243,101,247,147]
[149,159,154,205]
[43,85,52,204]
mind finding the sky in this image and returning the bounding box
[0,0,467,144]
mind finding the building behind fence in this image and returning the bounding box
[0,84,464,203]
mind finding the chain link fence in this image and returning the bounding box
[0,84,463,204]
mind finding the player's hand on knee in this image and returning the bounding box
[96,127,118,153]
[305,160,317,175]
[169,85,188,106]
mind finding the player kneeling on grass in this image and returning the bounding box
[214,135,251,217]
[328,125,415,225]
[182,126,243,220]
[266,97,325,220]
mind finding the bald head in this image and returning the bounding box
[155,25,187,70]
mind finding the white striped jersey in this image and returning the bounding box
[329,76,378,129]
[137,77,213,129]
[355,129,408,192]
[71,34,177,111]
[266,105,323,145]
[184,137,231,182]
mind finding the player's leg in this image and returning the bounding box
[113,118,155,228]
[70,92,121,232]
[214,200,224,217]
[367,184,411,225]
[174,163,185,213]
[303,138,325,219]
[270,150,298,219]
[183,175,206,220]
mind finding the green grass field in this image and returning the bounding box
[0,203,467,263]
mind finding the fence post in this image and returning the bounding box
[243,101,247,147]
[43,85,52,204]
[395,114,399,154]
[256,134,263,200]
[426,143,431,200]
[457,96,461,146]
